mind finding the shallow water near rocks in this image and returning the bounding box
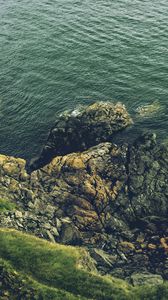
[0,0,168,159]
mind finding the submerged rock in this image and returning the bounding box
[135,101,162,117]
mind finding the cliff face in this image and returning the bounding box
[0,102,168,284]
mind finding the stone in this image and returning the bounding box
[14,210,23,219]
[43,223,51,230]
[131,273,164,286]
[0,155,7,165]
[118,242,135,253]
[90,248,117,268]
[51,227,59,237]
[46,230,56,243]
[59,223,82,245]
[27,102,132,172]
[3,163,19,176]
[160,237,168,252]
[147,243,157,250]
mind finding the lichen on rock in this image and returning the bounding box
[0,102,168,284]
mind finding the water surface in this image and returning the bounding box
[0,0,168,159]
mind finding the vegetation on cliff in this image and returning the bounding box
[0,229,131,300]
[1,229,168,300]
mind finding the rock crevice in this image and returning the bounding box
[0,102,168,282]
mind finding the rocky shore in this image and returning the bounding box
[0,102,168,287]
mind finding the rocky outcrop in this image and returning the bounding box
[27,102,132,172]
[0,102,168,282]
[1,133,168,281]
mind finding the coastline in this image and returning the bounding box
[0,102,168,298]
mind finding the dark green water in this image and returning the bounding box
[0,0,168,159]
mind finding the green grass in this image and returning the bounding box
[0,229,168,300]
[0,258,87,300]
[0,229,132,300]
[0,198,16,212]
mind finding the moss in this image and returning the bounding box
[0,199,16,212]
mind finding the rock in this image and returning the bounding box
[90,248,117,269]
[46,230,56,243]
[59,223,82,245]
[14,210,23,219]
[27,102,132,172]
[118,242,135,253]
[51,227,59,237]
[1,102,168,283]
[147,243,157,250]
[3,163,19,176]
[131,273,164,286]
[160,237,168,253]
[43,223,51,230]
[135,101,162,117]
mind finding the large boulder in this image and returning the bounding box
[27,102,132,172]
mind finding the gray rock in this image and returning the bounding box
[27,102,132,172]
[131,273,164,286]
[59,223,82,245]
[46,230,56,243]
[90,248,117,268]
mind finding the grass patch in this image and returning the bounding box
[0,228,168,299]
[0,229,132,300]
[0,258,87,300]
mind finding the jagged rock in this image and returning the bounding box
[27,102,132,172]
[1,101,168,283]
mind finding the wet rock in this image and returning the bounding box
[27,102,132,172]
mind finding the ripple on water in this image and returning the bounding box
[0,0,168,159]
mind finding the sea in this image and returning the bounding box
[0,0,168,160]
